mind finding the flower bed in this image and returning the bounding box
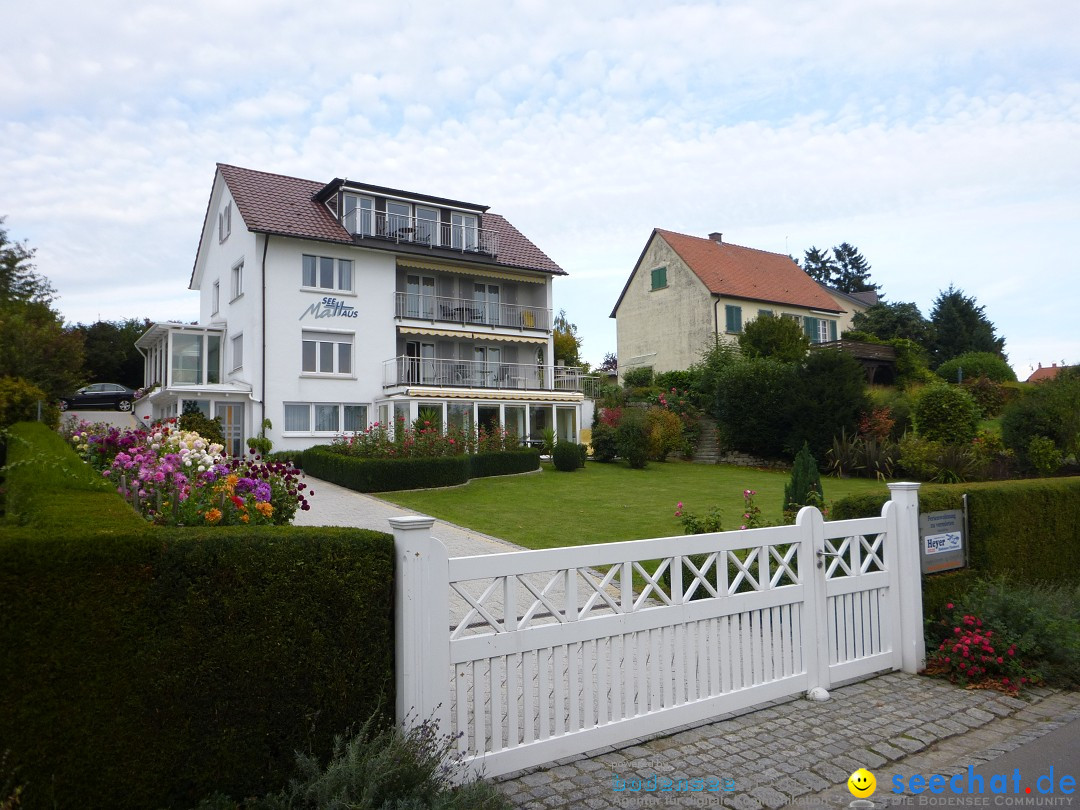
[61,417,310,526]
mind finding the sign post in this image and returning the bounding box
[918,509,966,574]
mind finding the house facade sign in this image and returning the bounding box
[299,296,359,320]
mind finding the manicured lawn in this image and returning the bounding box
[378,460,892,549]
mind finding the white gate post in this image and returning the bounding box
[886,483,925,674]
[391,516,451,736]
[797,505,831,693]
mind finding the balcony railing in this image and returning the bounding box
[394,292,550,331]
[344,209,498,256]
[384,357,588,392]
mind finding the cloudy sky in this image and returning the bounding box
[2,1,1077,377]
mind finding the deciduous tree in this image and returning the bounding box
[737,312,810,363]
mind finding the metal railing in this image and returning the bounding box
[384,356,587,392]
[394,292,551,331]
[344,209,498,256]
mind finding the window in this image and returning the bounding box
[212,281,220,315]
[803,317,836,343]
[758,309,773,318]
[218,202,231,242]
[231,333,243,371]
[170,331,222,386]
[283,403,311,432]
[302,331,353,375]
[416,206,439,245]
[314,404,339,432]
[451,212,478,250]
[343,405,367,432]
[387,201,410,236]
[650,266,667,290]
[230,261,243,300]
[302,255,354,292]
[343,195,374,235]
[725,305,743,333]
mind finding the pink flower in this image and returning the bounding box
[946,603,954,609]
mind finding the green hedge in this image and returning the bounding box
[831,478,1080,595]
[0,424,396,810]
[301,446,540,492]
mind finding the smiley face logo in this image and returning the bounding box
[848,768,876,798]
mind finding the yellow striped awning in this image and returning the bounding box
[407,388,583,402]
[397,325,547,344]
[397,258,545,284]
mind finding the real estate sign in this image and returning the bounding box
[918,509,966,574]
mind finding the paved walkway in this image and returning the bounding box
[292,476,1080,810]
[292,475,526,558]
[493,673,1080,809]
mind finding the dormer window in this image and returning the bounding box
[218,202,232,242]
[343,195,374,236]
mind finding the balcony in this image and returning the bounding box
[394,292,550,331]
[344,209,498,256]
[384,357,589,393]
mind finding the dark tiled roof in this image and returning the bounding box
[210,164,565,276]
[658,229,842,312]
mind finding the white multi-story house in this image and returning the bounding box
[136,164,585,454]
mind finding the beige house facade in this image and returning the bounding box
[611,230,848,378]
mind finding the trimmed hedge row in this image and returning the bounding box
[0,423,395,810]
[831,477,1080,599]
[302,446,541,492]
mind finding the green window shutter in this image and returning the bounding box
[725,305,742,333]
[804,316,818,340]
[650,266,667,290]
[828,320,837,341]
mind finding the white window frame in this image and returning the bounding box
[212,281,220,315]
[301,330,354,376]
[281,402,369,435]
[230,333,243,371]
[230,260,243,301]
[343,195,374,236]
[301,254,354,293]
[218,202,232,243]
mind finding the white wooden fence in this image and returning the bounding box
[392,483,924,778]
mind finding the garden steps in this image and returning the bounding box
[693,416,721,464]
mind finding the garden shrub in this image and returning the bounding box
[654,369,698,393]
[1001,368,1080,471]
[577,442,589,466]
[621,366,654,388]
[0,422,396,810]
[552,440,581,472]
[912,383,980,445]
[786,349,870,460]
[303,446,471,492]
[783,442,823,517]
[962,376,1007,417]
[0,376,58,431]
[713,357,797,458]
[470,448,541,479]
[178,408,226,445]
[935,352,1017,384]
[615,409,649,469]
[645,406,683,461]
[590,423,618,462]
[831,478,1080,590]
[1027,435,1062,477]
[869,386,914,439]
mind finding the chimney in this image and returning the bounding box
[708,232,723,243]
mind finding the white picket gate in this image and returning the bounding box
[393,482,924,779]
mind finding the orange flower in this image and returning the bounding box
[205,508,223,524]
[239,513,250,523]
[255,501,273,518]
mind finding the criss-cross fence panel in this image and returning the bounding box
[392,483,924,780]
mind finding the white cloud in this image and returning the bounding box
[0,0,1078,371]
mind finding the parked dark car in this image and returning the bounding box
[59,383,137,412]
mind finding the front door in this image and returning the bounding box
[216,402,245,457]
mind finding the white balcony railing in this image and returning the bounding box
[344,209,498,256]
[394,292,550,331]
[384,357,588,392]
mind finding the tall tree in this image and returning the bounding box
[831,242,879,294]
[928,285,1006,368]
[800,246,837,286]
[552,309,587,370]
[598,352,618,373]
[71,318,152,388]
[850,301,931,344]
[0,217,55,306]
[0,218,84,399]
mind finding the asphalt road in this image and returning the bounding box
[969,715,1080,796]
